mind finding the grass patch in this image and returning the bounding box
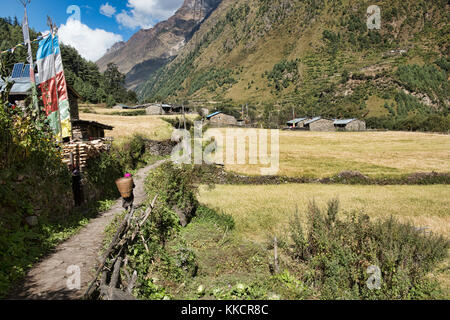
[212,130,450,178]
[198,184,450,242]
[79,112,174,141]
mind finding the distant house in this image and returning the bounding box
[334,119,366,131]
[304,117,335,131]
[286,117,308,128]
[146,104,164,115]
[206,111,237,127]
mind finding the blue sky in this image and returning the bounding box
[1,0,184,61]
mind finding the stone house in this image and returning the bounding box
[146,104,165,115]
[206,111,237,127]
[334,119,366,131]
[304,117,335,131]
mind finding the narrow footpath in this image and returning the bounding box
[9,160,167,300]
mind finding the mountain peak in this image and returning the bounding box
[96,0,223,90]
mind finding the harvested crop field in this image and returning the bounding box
[216,130,450,178]
[199,184,450,242]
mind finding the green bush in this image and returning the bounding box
[145,162,199,226]
[288,199,449,299]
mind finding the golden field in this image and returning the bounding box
[79,112,173,141]
[214,130,450,178]
[198,183,450,295]
[77,111,450,179]
[199,183,450,242]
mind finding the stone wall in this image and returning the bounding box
[345,120,366,131]
[309,119,335,131]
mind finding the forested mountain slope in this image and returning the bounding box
[137,0,449,130]
[96,0,223,90]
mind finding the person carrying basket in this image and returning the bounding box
[116,173,135,211]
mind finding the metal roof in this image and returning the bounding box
[0,75,41,95]
[304,117,322,125]
[206,111,221,119]
[286,117,307,124]
[334,119,356,125]
[0,63,42,96]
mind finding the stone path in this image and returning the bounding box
[9,160,167,300]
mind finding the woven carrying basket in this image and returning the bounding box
[115,177,133,198]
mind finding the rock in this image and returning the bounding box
[197,285,205,296]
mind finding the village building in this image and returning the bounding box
[0,63,113,141]
[286,117,308,128]
[143,103,191,115]
[334,119,366,131]
[145,104,165,115]
[71,120,113,141]
[206,111,238,127]
[304,117,335,131]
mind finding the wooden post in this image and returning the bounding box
[274,237,279,274]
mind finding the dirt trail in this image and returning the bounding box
[9,160,167,300]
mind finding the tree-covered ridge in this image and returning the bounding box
[137,0,449,131]
[0,17,136,106]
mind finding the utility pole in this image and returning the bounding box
[182,102,186,131]
[19,0,39,116]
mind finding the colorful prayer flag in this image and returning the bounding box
[36,32,71,138]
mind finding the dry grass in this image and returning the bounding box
[198,184,450,242]
[79,112,174,141]
[212,129,450,178]
[198,183,450,296]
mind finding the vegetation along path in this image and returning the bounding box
[9,160,168,300]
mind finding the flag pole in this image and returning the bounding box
[20,0,40,116]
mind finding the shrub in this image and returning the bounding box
[288,199,449,299]
[145,162,199,226]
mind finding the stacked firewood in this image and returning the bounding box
[62,139,112,170]
[84,196,158,300]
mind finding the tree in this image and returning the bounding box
[106,95,116,108]
[104,63,125,92]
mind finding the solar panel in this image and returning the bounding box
[21,64,30,78]
[11,63,24,79]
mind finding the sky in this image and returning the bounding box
[1,0,184,61]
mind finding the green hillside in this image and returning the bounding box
[137,0,449,131]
